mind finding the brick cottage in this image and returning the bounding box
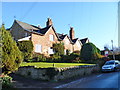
[8,18,89,56]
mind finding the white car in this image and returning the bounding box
[102,60,120,72]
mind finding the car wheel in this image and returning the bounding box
[114,67,117,72]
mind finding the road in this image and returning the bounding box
[55,71,120,88]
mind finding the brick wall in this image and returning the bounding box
[73,40,82,51]
[31,27,58,56]
[62,36,73,53]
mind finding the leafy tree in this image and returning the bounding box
[53,42,64,56]
[80,42,102,62]
[1,25,23,74]
[17,41,33,61]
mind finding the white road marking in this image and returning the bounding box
[97,74,103,77]
[55,74,103,88]
[54,78,84,88]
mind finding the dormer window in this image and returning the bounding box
[49,34,54,41]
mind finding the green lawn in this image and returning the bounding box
[21,62,95,68]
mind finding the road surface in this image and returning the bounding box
[55,71,120,88]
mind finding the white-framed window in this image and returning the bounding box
[48,47,54,54]
[49,34,54,41]
[35,44,42,53]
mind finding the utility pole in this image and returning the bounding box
[111,40,115,60]
[118,1,120,47]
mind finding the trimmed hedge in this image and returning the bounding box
[80,43,102,63]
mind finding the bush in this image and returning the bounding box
[46,55,61,63]
[1,25,23,74]
[61,53,81,63]
[17,40,33,61]
[0,74,13,88]
[53,43,64,56]
[32,53,47,62]
[80,42,102,63]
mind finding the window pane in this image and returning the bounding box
[49,34,54,41]
[35,44,42,53]
[48,47,54,54]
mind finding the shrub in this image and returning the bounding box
[52,55,61,63]
[32,53,46,62]
[61,53,81,63]
[53,43,64,56]
[80,42,102,63]
[17,40,33,61]
[46,55,61,63]
[0,74,13,88]
[1,25,23,74]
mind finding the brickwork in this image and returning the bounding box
[61,36,73,53]
[9,19,89,56]
[69,27,75,40]
[73,40,82,51]
[31,27,58,56]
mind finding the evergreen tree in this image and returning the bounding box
[17,41,33,61]
[80,42,102,62]
[1,25,23,74]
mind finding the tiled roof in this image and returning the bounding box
[39,25,51,34]
[57,33,73,44]
[57,33,67,40]
[72,38,79,43]
[15,20,40,31]
[80,38,88,44]
[15,20,52,35]
[14,20,89,44]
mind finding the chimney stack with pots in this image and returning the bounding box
[46,18,52,27]
[69,27,75,40]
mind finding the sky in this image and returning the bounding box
[2,2,119,50]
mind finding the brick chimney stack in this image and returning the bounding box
[46,18,52,27]
[69,27,75,40]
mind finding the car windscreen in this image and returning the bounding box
[105,61,115,65]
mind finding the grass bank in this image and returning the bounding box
[21,62,95,68]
